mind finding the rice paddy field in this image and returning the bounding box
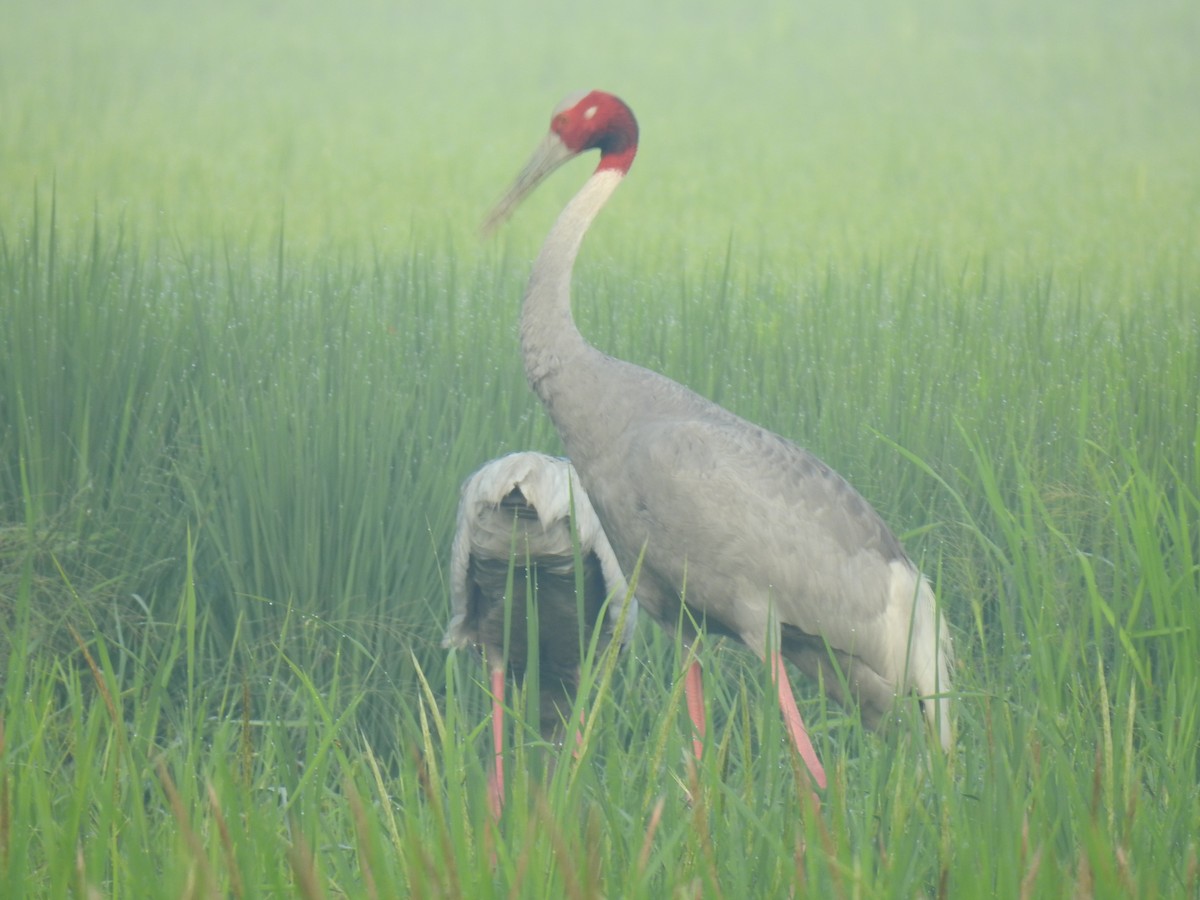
[2,0,1198,896]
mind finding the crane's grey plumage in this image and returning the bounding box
[444,451,636,811]
[486,91,954,790]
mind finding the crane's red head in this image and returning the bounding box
[549,90,639,174]
[483,90,639,234]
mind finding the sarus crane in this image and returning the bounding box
[484,90,954,791]
[444,451,637,814]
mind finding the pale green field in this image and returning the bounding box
[3,0,1198,278]
[1,1,1198,896]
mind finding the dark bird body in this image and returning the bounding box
[444,451,636,811]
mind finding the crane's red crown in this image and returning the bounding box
[550,90,639,174]
[480,90,639,234]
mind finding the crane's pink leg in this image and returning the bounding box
[576,711,586,752]
[685,659,706,759]
[571,667,586,756]
[770,650,827,790]
[488,668,506,819]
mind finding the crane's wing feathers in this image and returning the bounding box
[583,412,907,651]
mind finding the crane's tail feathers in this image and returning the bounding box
[886,561,954,752]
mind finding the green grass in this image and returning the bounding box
[2,0,1199,895]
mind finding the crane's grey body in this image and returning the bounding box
[519,165,953,748]
[445,451,636,737]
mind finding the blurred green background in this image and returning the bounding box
[3,0,1197,282]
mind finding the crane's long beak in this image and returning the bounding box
[482,132,578,235]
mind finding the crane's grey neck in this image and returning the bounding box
[521,168,623,398]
